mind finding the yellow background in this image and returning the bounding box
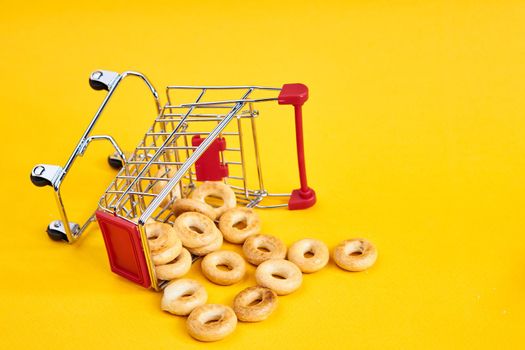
[1,0,524,348]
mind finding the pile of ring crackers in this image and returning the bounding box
[144,181,378,342]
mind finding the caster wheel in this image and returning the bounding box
[46,220,77,243]
[46,227,68,242]
[30,173,52,187]
[107,154,124,170]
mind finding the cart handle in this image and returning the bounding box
[278,84,316,210]
[30,70,161,243]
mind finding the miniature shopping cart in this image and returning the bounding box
[30,70,316,290]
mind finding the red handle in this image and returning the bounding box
[278,84,316,210]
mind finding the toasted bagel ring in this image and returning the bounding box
[287,238,329,273]
[233,286,277,322]
[255,259,302,295]
[187,233,223,256]
[151,234,183,265]
[190,181,236,218]
[145,222,177,252]
[201,250,246,286]
[174,212,220,248]
[172,198,217,221]
[333,238,378,271]
[155,248,192,280]
[187,304,237,342]
[149,223,180,254]
[219,207,261,244]
[242,234,287,266]
[161,279,207,316]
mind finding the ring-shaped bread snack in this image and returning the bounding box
[172,198,217,221]
[242,234,287,266]
[287,238,329,273]
[332,238,378,272]
[186,304,237,342]
[174,212,221,248]
[190,181,236,218]
[161,279,208,316]
[151,234,183,265]
[219,207,261,244]
[255,259,302,296]
[155,248,192,280]
[187,233,223,256]
[145,222,177,252]
[201,250,246,286]
[233,286,277,322]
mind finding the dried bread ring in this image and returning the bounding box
[287,238,329,273]
[187,233,223,256]
[219,207,261,244]
[255,259,302,296]
[233,286,277,322]
[333,238,377,271]
[145,222,177,252]
[190,181,236,218]
[155,248,192,280]
[201,250,246,286]
[161,279,207,316]
[172,198,217,221]
[186,304,237,342]
[174,212,221,248]
[151,234,182,265]
[242,234,287,266]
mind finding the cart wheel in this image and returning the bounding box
[107,153,124,170]
[89,70,119,91]
[89,78,108,91]
[30,164,62,188]
[46,227,68,242]
[30,173,52,187]
[46,220,78,243]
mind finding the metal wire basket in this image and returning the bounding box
[31,70,316,290]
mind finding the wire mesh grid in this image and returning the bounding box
[98,85,284,225]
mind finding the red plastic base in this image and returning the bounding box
[96,210,151,288]
[288,187,316,210]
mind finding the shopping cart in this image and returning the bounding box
[30,70,316,290]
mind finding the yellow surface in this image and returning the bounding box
[1,1,525,348]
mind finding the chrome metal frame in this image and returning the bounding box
[31,70,161,242]
[97,85,291,220]
[33,69,296,290]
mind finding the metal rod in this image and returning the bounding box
[146,131,239,136]
[167,85,281,90]
[172,97,277,108]
[251,107,265,192]
[237,115,249,198]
